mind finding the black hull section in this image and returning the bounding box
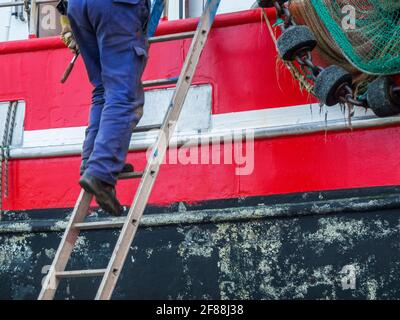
[1,186,400,300]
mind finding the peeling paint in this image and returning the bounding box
[305,218,369,255]
[2,192,400,235]
[51,219,69,232]
[44,248,56,260]
[145,248,154,259]
[2,222,32,233]
[0,234,34,273]
[366,279,378,300]
[178,226,214,258]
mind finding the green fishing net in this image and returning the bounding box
[310,0,400,75]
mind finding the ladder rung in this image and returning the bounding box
[56,269,106,278]
[149,31,196,43]
[118,172,143,180]
[74,220,124,231]
[143,77,178,88]
[132,124,162,133]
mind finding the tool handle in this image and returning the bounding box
[60,52,79,84]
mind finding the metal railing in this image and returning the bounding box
[0,0,172,38]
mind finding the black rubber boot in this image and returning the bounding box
[79,173,123,216]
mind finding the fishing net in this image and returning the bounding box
[309,0,400,75]
[287,0,373,94]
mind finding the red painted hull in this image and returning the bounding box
[0,9,399,211]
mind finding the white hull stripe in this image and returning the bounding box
[9,101,400,159]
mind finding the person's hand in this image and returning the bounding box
[60,15,78,54]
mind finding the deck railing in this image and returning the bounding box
[0,0,171,39]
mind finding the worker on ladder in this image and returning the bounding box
[58,0,150,216]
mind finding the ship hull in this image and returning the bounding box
[1,186,400,299]
[0,9,399,300]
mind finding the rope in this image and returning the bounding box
[0,101,14,218]
[5,101,18,198]
[0,101,18,219]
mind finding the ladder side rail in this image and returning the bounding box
[38,191,93,300]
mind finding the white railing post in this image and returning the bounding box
[29,0,38,37]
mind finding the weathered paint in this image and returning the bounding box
[2,186,400,233]
[1,188,400,300]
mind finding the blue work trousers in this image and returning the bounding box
[68,0,150,185]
